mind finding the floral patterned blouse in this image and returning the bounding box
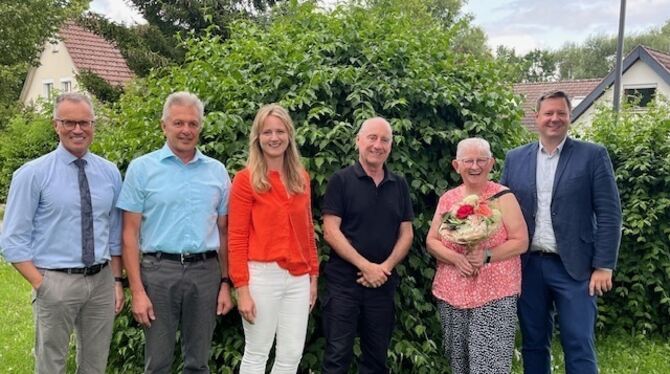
[431,181,521,309]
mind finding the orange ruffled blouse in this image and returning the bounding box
[228,168,319,287]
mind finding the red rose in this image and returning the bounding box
[455,204,475,219]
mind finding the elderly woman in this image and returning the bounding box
[426,137,528,374]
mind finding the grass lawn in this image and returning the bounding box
[0,260,669,373]
[0,260,34,372]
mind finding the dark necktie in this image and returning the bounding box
[74,159,95,266]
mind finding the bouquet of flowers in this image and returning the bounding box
[439,194,502,249]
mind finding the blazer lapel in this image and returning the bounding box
[527,142,539,210]
[552,137,573,197]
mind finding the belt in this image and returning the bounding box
[144,251,218,264]
[50,261,109,276]
[531,251,560,257]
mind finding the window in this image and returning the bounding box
[61,80,72,93]
[624,87,656,107]
[43,81,54,100]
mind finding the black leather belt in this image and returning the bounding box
[145,251,218,263]
[532,251,560,257]
[50,261,108,276]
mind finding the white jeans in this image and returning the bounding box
[240,261,310,374]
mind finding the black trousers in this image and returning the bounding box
[321,280,397,374]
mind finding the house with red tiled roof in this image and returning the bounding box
[513,45,670,132]
[20,21,134,105]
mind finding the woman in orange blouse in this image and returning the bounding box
[228,103,319,373]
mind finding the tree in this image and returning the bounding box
[495,46,558,83]
[95,0,525,371]
[79,0,284,80]
[78,12,183,77]
[0,0,88,111]
[130,0,280,38]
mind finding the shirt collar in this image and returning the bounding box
[353,160,397,183]
[158,143,204,164]
[56,143,92,165]
[538,136,567,156]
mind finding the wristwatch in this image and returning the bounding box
[220,277,233,286]
[484,249,493,264]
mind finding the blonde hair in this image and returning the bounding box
[247,104,306,194]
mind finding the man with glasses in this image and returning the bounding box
[501,90,622,374]
[1,92,124,373]
[117,91,233,373]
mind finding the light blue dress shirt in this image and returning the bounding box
[532,137,567,253]
[116,144,230,254]
[0,144,122,268]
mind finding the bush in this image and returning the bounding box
[0,109,58,201]
[582,101,670,337]
[99,0,526,371]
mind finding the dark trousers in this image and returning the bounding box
[321,281,396,374]
[140,255,221,374]
[518,253,598,374]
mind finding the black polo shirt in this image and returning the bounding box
[322,161,414,285]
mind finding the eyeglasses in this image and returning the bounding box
[170,120,201,129]
[55,119,95,130]
[458,157,491,167]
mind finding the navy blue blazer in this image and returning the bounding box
[500,137,622,281]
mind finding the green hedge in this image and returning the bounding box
[0,109,58,201]
[582,102,670,337]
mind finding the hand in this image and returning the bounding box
[452,253,476,277]
[216,284,234,316]
[356,262,390,288]
[131,291,155,327]
[236,286,256,324]
[309,277,318,311]
[32,274,45,290]
[589,268,613,296]
[466,247,485,269]
[114,283,125,315]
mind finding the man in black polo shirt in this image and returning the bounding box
[321,117,414,373]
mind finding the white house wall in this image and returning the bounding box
[574,60,670,127]
[21,39,79,105]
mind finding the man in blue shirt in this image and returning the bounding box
[1,92,124,373]
[117,91,234,373]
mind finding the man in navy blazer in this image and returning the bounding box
[501,90,622,374]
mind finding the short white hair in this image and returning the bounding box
[53,92,94,119]
[456,137,492,158]
[161,91,204,123]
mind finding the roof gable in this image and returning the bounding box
[572,45,670,121]
[58,22,134,86]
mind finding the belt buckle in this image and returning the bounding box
[180,253,188,265]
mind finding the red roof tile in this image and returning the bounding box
[513,79,601,132]
[59,22,133,86]
[643,46,670,74]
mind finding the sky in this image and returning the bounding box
[463,0,670,54]
[90,0,670,54]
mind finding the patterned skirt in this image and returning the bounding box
[437,296,518,374]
